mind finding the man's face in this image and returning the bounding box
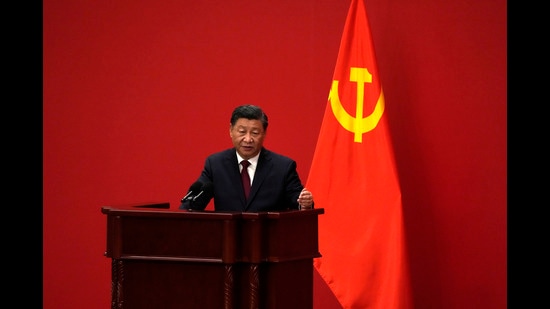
[230,118,265,159]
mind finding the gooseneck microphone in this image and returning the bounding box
[189,182,214,210]
[181,181,203,202]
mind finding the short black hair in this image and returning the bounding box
[230,104,269,131]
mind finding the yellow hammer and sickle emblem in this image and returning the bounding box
[329,67,385,143]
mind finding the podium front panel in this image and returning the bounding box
[102,204,323,309]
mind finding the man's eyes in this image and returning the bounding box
[238,131,260,136]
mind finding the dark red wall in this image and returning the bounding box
[43,0,506,308]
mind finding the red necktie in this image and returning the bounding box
[240,160,251,199]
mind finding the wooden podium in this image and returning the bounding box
[102,203,324,309]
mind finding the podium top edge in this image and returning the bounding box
[101,203,324,218]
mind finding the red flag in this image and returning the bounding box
[307,0,412,308]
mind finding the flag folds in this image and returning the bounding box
[306,0,411,308]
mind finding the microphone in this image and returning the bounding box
[179,181,203,210]
[189,182,214,210]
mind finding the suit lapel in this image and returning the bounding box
[246,149,271,210]
[223,150,247,210]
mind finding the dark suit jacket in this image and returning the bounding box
[183,147,306,212]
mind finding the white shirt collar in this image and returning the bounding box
[236,152,260,171]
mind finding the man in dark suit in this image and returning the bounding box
[180,104,314,211]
